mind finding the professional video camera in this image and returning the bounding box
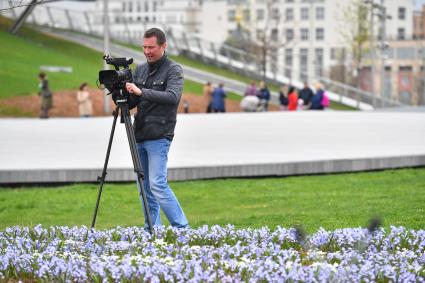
[98,55,133,100]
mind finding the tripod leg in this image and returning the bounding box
[121,105,154,234]
[91,107,119,229]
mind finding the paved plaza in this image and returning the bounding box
[0,111,424,184]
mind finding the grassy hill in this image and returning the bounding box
[0,16,103,98]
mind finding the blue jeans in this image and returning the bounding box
[136,138,188,228]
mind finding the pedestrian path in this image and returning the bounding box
[0,111,424,184]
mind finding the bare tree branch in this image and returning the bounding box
[0,0,59,12]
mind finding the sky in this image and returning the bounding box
[416,0,425,10]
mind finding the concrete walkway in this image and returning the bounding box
[0,111,424,184]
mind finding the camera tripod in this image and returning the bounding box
[91,94,153,234]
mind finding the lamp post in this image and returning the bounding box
[364,0,391,109]
[422,46,425,104]
[308,0,319,83]
[378,0,387,108]
[103,0,110,114]
[364,0,376,108]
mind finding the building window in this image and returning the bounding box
[257,9,265,20]
[285,8,294,21]
[228,9,236,21]
[300,48,309,80]
[285,29,294,41]
[316,28,324,40]
[398,7,406,20]
[330,48,336,60]
[129,2,132,12]
[243,9,250,21]
[122,2,126,12]
[257,29,264,41]
[341,48,346,61]
[145,1,148,11]
[153,1,158,12]
[397,47,415,59]
[315,48,324,76]
[301,7,309,20]
[301,28,309,40]
[316,7,324,20]
[272,8,280,20]
[271,28,279,41]
[285,48,293,77]
[398,28,405,40]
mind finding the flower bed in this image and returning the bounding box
[1,225,424,282]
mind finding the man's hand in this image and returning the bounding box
[126,82,142,96]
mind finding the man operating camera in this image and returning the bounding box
[125,28,188,229]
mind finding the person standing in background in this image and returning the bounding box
[203,81,213,113]
[211,83,227,113]
[310,82,325,110]
[256,81,271,111]
[244,81,257,96]
[38,72,53,119]
[279,85,289,111]
[298,82,314,110]
[287,86,298,111]
[76,82,93,118]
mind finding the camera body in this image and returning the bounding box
[99,55,134,101]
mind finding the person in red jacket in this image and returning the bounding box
[287,86,298,111]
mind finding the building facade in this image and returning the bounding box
[360,39,425,105]
[413,5,425,39]
[220,0,415,83]
[93,0,202,42]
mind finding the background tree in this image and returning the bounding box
[337,0,371,87]
[223,0,290,81]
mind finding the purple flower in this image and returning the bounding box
[0,225,424,282]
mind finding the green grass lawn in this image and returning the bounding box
[0,17,103,98]
[0,168,423,233]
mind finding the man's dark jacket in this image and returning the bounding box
[299,87,314,105]
[128,55,183,142]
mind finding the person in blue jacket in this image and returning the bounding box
[211,83,227,113]
[256,81,271,111]
[310,82,324,110]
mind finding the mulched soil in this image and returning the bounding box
[0,87,278,117]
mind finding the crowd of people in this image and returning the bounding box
[241,80,329,112]
[241,80,271,112]
[38,76,328,118]
[200,80,330,114]
[279,81,329,111]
